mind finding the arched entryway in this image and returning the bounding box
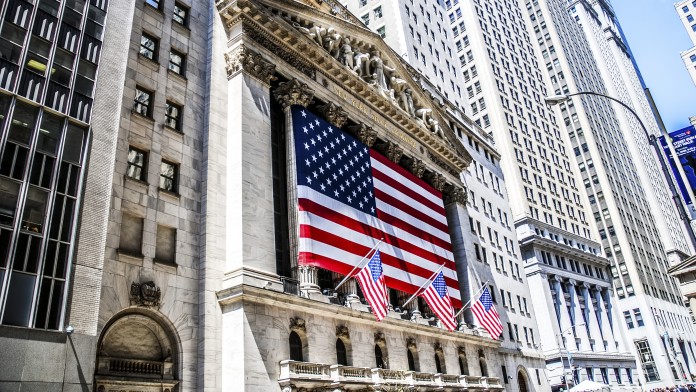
[94,309,181,392]
[518,369,530,392]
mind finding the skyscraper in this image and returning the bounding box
[676,0,696,87]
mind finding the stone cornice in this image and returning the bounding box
[217,0,472,180]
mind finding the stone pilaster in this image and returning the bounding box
[567,280,590,351]
[224,44,277,85]
[592,286,617,353]
[551,276,578,351]
[581,283,604,351]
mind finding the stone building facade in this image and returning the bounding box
[0,0,542,391]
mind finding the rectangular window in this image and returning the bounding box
[160,160,178,193]
[623,311,634,329]
[361,14,370,26]
[377,26,386,38]
[145,0,161,9]
[134,87,153,117]
[374,6,383,18]
[635,340,659,381]
[155,225,176,265]
[634,309,644,327]
[119,213,143,256]
[126,147,147,181]
[139,33,159,61]
[165,101,182,131]
[168,49,186,75]
[173,2,189,26]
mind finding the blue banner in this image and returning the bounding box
[659,125,696,218]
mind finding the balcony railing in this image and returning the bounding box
[279,360,504,390]
[96,356,174,380]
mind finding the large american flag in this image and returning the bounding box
[354,250,389,320]
[419,271,457,331]
[471,287,503,339]
[292,105,461,307]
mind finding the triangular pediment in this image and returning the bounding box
[217,0,472,175]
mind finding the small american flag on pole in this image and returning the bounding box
[471,287,503,339]
[354,250,389,321]
[419,271,457,331]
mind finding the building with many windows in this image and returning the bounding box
[676,0,696,87]
[0,0,547,391]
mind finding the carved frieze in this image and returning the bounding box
[443,184,467,206]
[224,45,277,85]
[317,102,348,128]
[274,79,315,109]
[290,316,306,333]
[406,158,426,179]
[244,24,316,78]
[385,141,403,164]
[130,281,161,308]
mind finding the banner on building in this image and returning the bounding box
[659,125,696,219]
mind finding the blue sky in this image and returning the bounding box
[612,0,696,131]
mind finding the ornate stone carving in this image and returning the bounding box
[317,102,348,128]
[385,141,403,163]
[433,342,443,353]
[406,158,426,179]
[349,123,377,147]
[427,152,460,177]
[224,45,277,85]
[426,172,445,192]
[336,325,350,340]
[443,184,467,205]
[274,79,315,109]
[458,346,467,355]
[290,317,306,333]
[406,338,417,350]
[374,332,386,345]
[130,281,161,308]
[244,24,316,78]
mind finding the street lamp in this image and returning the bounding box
[545,92,696,250]
[557,322,585,392]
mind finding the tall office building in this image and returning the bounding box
[538,0,696,387]
[676,0,696,87]
[0,0,549,391]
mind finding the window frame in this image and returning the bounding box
[126,146,148,182]
[159,159,179,194]
[139,32,159,62]
[165,101,182,131]
[168,49,186,76]
[145,0,162,10]
[134,87,154,118]
[173,2,190,26]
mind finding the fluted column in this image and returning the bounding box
[582,284,604,351]
[593,287,618,353]
[551,276,578,351]
[568,280,590,351]
[334,271,360,305]
[273,79,315,293]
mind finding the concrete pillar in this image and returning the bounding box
[568,280,590,351]
[444,190,472,324]
[581,284,604,352]
[552,276,578,351]
[593,287,618,353]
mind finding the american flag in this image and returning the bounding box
[354,250,389,320]
[292,106,461,307]
[419,271,457,331]
[471,287,503,339]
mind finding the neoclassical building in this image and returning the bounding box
[0,0,548,391]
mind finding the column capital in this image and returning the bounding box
[443,184,467,205]
[426,172,446,192]
[317,102,348,128]
[350,123,377,147]
[224,44,277,85]
[273,78,315,109]
[406,157,426,178]
[385,141,404,164]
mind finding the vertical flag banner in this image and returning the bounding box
[471,287,503,339]
[354,250,389,320]
[419,271,457,331]
[291,105,461,307]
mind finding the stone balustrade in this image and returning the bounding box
[279,360,505,390]
[96,356,174,380]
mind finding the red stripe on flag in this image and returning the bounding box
[372,169,446,216]
[374,188,450,233]
[370,151,442,198]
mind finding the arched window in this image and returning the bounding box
[336,339,347,365]
[289,331,303,361]
[478,349,488,377]
[407,350,416,371]
[375,345,385,368]
[435,354,443,373]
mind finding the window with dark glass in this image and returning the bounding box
[289,331,303,361]
[173,2,189,26]
[435,354,443,373]
[165,101,182,130]
[159,160,178,193]
[127,147,147,181]
[407,349,416,371]
[168,49,185,75]
[134,87,153,117]
[336,339,347,365]
[375,345,384,368]
[145,0,161,9]
[139,32,158,61]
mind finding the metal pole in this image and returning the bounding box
[400,263,446,308]
[564,92,696,250]
[334,238,384,290]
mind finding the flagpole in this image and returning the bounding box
[400,263,447,308]
[453,280,490,318]
[334,238,384,290]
